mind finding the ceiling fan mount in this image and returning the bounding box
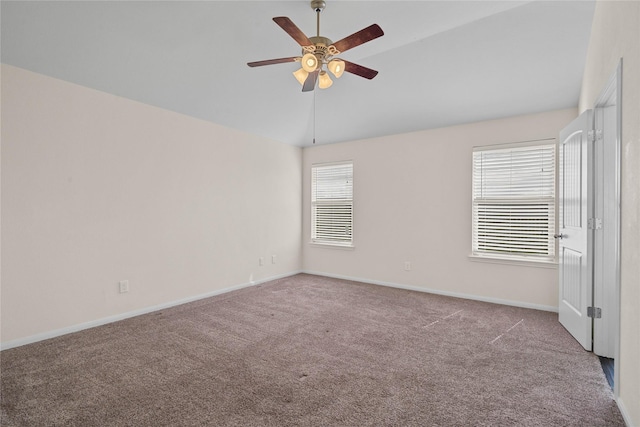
[247,0,383,92]
[310,0,326,13]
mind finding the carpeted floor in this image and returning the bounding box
[1,274,625,426]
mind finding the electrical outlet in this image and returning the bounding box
[119,280,129,294]
[272,254,277,264]
[259,257,264,266]
[404,261,411,271]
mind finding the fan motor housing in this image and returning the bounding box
[305,36,333,60]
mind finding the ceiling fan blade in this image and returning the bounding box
[302,70,319,92]
[343,60,379,80]
[247,57,299,67]
[331,24,384,54]
[273,17,313,47]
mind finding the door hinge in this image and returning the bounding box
[587,129,603,142]
[588,218,603,230]
[587,306,602,319]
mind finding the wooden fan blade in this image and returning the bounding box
[343,60,379,80]
[331,24,384,54]
[273,17,313,47]
[247,57,299,67]
[302,70,319,92]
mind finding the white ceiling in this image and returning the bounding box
[1,1,595,147]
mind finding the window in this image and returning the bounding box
[311,162,353,247]
[472,141,556,263]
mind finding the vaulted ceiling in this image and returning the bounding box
[1,1,595,146]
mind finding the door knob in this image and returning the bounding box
[553,234,566,239]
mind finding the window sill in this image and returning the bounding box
[309,242,355,250]
[468,254,557,269]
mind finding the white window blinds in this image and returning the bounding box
[311,162,353,246]
[472,142,556,261]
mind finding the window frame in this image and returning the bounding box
[470,140,557,266]
[310,161,354,248]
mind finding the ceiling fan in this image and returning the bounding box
[247,0,384,92]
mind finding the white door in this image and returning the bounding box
[558,110,593,351]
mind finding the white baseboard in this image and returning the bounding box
[302,270,559,313]
[616,396,634,427]
[0,271,301,351]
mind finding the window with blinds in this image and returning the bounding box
[311,162,353,246]
[472,142,556,262]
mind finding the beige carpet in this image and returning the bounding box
[1,274,624,426]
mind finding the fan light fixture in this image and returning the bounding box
[301,53,319,72]
[293,68,309,85]
[318,71,333,89]
[328,59,345,78]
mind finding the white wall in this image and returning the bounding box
[1,65,302,346]
[303,108,577,310]
[579,1,640,424]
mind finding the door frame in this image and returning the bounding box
[591,60,622,397]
